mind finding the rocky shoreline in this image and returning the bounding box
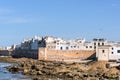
[0,56,120,80]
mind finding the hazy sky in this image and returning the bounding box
[0,0,120,46]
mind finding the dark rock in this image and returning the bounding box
[83,74,88,77]
[8,66,19,73]
[32,77,39,80]
[66,72,74,78]
[102,73,110,79]
[31,65,36,69]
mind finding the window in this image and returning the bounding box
[86,46,88,48]
[90,46,92,48]
[66,47,69,50]
[117,50,120,53]
[94,43,96,45]
[112,48,114,50]
[102,43,104,46]
[60,47,63,50]
[98,43,100,46]
[102,50,105,53]
[94,46,96,49]
[111,52,114,54]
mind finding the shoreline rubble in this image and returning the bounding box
[0,56,120,80]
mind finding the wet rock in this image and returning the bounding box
[3,57,120,80]
[8,66,19,73]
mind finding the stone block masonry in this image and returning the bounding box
[10,48,95,60]
[12,50,38,59]
[38,48,96,61]
[0,50,12,56]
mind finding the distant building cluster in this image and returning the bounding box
[6,36,103,50]
[2,35,120,61]
[11,36,46,50]
[8,36,110,51]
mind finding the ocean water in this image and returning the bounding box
[0,63,31,80]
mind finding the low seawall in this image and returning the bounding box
[0,50,12,56]
[12,50,38,59]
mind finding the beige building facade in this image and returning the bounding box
[97,46,110,61]
[97,45,120,61]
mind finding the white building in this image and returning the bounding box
[5,46,12,50]
[46,38,93,50]
[90,38,108,58]
[31,40,39,50]
[97,45,120,61]
[55,39,67,50]
[15,36,117,53]
[84,42,94,50]
[44,36,57,43]
[92,38,107,49]
[46,37,67,50]
[30,36,42,50]
[20,36,42,50]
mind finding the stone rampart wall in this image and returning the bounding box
[0,50,12,56]
[12,50,38,59]
[39,48,96,60]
